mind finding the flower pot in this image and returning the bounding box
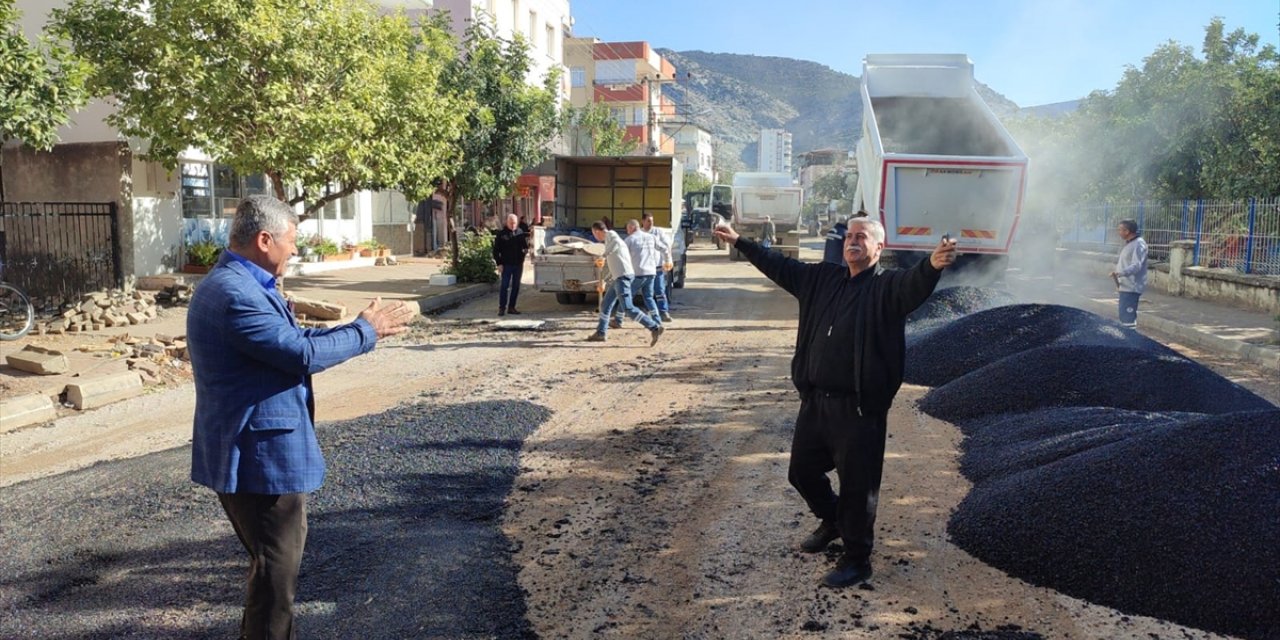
[182,264,212,274]
[324,252,351,262]
[359,249,375,258]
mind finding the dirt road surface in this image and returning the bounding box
[1,245,1274,638]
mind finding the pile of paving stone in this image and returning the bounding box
[905,304,1173,386]
[918,343,1272,421]
[949,409,1280,640]
[35,289,161,335]
[152,282,195,306]
[906,286,1015,336]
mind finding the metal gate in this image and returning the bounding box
[0,202,122,300]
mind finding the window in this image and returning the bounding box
[182,162,270,218]
[594,60,636,85]
[610,108,626,127]
[633,108,645,126]
[570,66,585,88]
[546,24,555,57]
[511,0,519,34]
[529,11,538,47]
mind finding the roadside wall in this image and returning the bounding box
[1058,240,1280,315]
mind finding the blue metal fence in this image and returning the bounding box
[1059,197,1280,276]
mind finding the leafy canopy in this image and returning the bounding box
[0,0,89,150]
[52,0,470,214]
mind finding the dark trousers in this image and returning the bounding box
[788,394,888,563]
[218,492,308,640]
[1118,291,1140,325]
[499,262,523,310]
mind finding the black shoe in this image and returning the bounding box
[820,556,872,589]
[498,308,506,317]
[609,318,623,329]
[799,520,840,553]
[586,332,606,342]
[507,308,521,315]
[649,325,665,347]
[660,312,673,323]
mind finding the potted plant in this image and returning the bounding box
[315,238,344,261]
[359,238,389,258]
[184,240,223,273]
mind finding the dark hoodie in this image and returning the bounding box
[735,237,941,414]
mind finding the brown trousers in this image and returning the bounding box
[218,492,308,640]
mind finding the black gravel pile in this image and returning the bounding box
[906,286,1016,336]
[949,409,1280,640]
[956,407,1203,483]
[918,344,1274,422]
[906,304,1173,387]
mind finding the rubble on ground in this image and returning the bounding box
[34,289,163,335]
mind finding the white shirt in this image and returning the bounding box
[624,229,661,276]
[602,230,634,279]
[1115,236,1149,294]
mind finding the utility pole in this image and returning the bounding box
[643,73,678,156]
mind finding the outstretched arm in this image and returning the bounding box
[713,222,813,298]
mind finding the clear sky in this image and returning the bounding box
[568,0,1279,107]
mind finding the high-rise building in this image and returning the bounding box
[757,128,793,173]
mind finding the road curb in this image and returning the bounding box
[416,283,495,315]
[1068,294,1280,371]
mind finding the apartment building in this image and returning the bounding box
[565,37,678,156]
[757,128,793,174]
[672,127,715,182]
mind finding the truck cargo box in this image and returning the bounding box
[853,54,1028,256]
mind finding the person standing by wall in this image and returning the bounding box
[712,216,955,589]
[493,213,529,316]
[188,195,414,639]
[1109,218,1148,329]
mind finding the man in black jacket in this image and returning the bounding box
[712,217,957,588]
[492,213,528,316]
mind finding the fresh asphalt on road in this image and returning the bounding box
[0,400,548,639]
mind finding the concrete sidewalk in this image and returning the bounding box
[1006,267,1280,371]
[282,256,495,319]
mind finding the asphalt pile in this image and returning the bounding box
[905,285,1015,337]
[949,409,1280,640]
[918,342,1273,421]
[905,303,1172,386]
[904,298,1280,639]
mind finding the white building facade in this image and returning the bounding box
[757,128,793,174]
[673,127,715,182]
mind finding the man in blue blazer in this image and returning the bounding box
[188,195,413,639]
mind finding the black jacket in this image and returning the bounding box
[736,237,941,414]
[492,227,528,266]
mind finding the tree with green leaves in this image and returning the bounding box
[812,170,855,214]
[682,171,711,196]
[51,0,468,216]
[437,17,561,266]
[1,0,89,200]
[568,102,630,156]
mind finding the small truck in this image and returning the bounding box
[533,155,688,304]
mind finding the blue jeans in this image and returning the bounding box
[762,240,772,249]
[499,262,523,310]
[1118,291,1140,325]
[613,274,661,325]
[598,276,657,333]
[653,270,669,313]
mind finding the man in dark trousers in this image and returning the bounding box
[493,213,528,316]
[188,195,414,638]
[712,217,956,588]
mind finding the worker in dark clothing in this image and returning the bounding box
[712,218,957,588]
[492,213,528,316]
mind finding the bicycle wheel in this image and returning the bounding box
[0,283,35,340]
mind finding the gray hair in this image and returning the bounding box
[848,218,885,244]
[626,219,640,231]
[231,195,298,248]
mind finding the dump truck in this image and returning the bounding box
[728,172,803,260]
[852,54,1028,277]
[533,156,688,304]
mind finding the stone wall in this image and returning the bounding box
[373,223,412,255]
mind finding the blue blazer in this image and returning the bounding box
[188,252,377,494]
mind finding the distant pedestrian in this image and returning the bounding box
[641,211,675,322]
[762,215,777,249]
[493,214,529,316]
[586,221,664,346]
[188,195,414,639]
[712,216,956,589]
[1109,218,1148,329]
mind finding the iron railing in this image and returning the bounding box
[1057,197,1280,276]
[0,202,122,299]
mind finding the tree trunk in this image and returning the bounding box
[445,183,460,270]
